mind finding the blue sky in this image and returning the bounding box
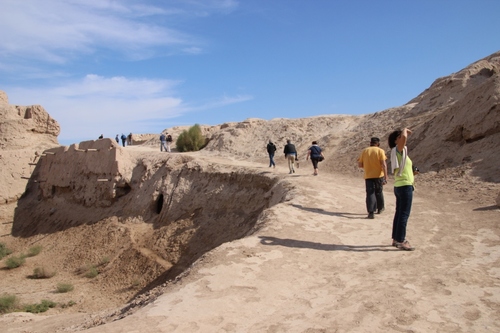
[1,0,499,145]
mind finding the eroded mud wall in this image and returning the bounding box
[12,142,289,293]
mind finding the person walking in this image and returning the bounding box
[266,140,277,168]
[159,133,168,152]
[127,133,133,146]
[358,137,388,219]
[115,134,119,143]
[120,134,127,147]
[306,141,324,176]
[166,133,173,152]
[388,128,415,251]
[283,140,297,174]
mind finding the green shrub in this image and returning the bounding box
[176,124,206,152]
[5,254,26,269]
[27,245,43,257]
[23,299,56,313]
[31,266,56,279]
[131,279,140,288]
[0,243,12,260]
[60,300,76,308]
[0,294,18,314]
[56,283,74,293]
[98,256,110,266]
[84,266,98,278]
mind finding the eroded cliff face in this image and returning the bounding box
[12,140,288,294]
[0,90,60,206]
[404,52,500,181]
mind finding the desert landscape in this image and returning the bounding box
[0,51,499,332]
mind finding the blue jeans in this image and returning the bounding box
[269,153,275,167]
[365,178,384,213]
[160,141,167,151]
[392,185,413,242]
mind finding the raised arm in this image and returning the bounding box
[397,128,412,152]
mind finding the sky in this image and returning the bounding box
[1,0,500,146]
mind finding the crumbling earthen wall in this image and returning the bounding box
[0,91,60,206]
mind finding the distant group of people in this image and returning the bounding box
[112,133,132,147]
[268,127,417,252]
[99,133,132,147]
[266,139,325,175]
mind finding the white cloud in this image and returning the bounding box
[192,94,254,111]
[6,74,251,144]
[0,0,247,143]
[0,0,237,64]
[7,75,185,143]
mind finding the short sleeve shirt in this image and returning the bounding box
[358,146,386,179]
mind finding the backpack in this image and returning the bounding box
[166,135,172,142]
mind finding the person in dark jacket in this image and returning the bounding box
[266,140,277,168]
[283,140,298,174]
[120,134,127,147]
[306,141,325,176]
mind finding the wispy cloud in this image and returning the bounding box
[0,0,237,64]
[1,0,249,144]
[7,75,184,142]
[190,94,254,111]
[6,74,251,143]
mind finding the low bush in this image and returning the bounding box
[5,254,26,269]
[30,266,56,279]
[60,300,76,308]
[98,256,110,266]
[176,124,207,152]
[0,294,18,314]
[84,266,98,278]
[23,299,56,313]
[131,279,141,288]
[0,243,12,259]
[27,245,43,257]
[56,282,74,293]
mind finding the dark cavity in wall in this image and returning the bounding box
[156,194,164,214]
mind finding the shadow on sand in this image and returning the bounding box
[259,236,397,252]
[473,205,499,212]
[291,204,368,219]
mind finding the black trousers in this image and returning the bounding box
[365,177,384,213]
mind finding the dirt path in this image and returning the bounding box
[2,156,500,332]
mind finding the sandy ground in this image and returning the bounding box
[1,152,500,333]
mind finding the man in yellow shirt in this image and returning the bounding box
[358,137,388,219]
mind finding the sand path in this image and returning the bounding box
[85,156,500,333]
[2,154,500,333]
